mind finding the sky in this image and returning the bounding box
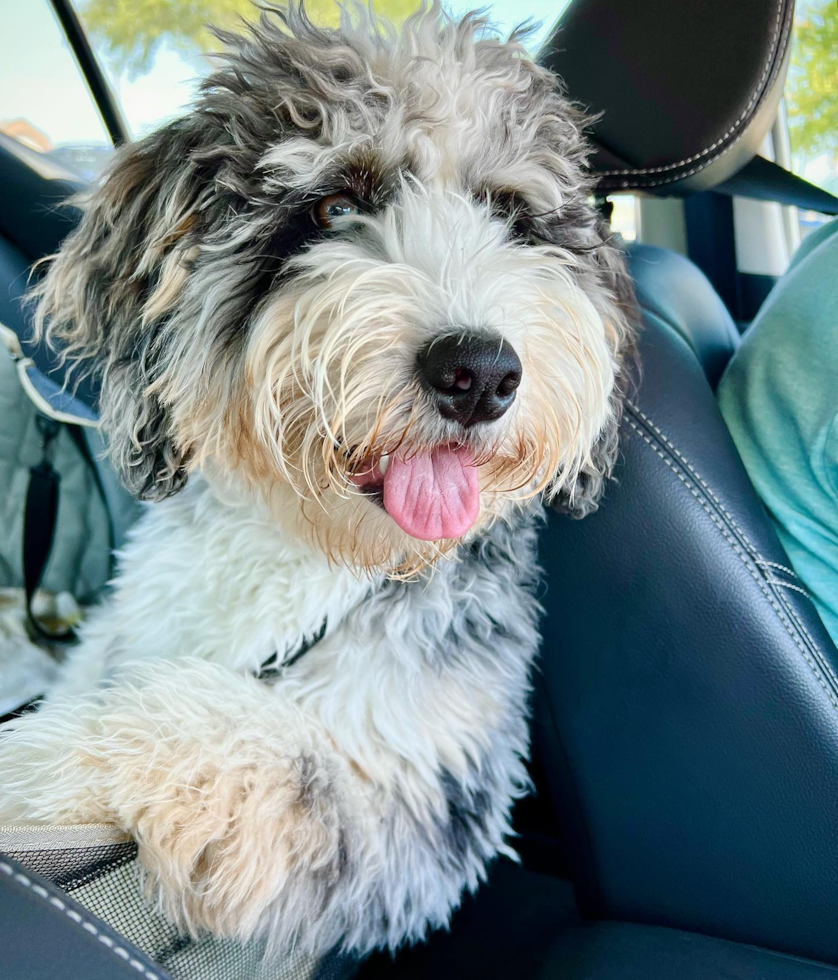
[1,0,574,149]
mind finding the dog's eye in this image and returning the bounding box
[510,215,533,241]
[482,190,533,241]
[313,193,363,228]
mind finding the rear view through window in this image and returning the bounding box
[786,0,838,235]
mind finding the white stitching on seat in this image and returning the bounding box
[598,0,787,181]
[775,583,838,690]
[756,559,799,578]
[0,861,160,980]
[625,415,838,713]
[601,122,764,190]
[626,406,838,694]
[766,578,812,599]
[629,401,765,558]
[627,406,838,686]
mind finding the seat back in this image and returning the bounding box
[533,244,838,964]
[628,243,740,389]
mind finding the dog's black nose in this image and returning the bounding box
[417,333,522,427]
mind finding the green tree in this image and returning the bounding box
[81,0,420,77]
[786,0,838,162]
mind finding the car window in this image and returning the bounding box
[71,0,575,139]
[0,1,113,180]
[65,1,642,237]
[608,194,638,243]
[785,0,838,237]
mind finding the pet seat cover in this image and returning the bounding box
[0,824,358,980]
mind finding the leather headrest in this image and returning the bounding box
[541,0,794,195]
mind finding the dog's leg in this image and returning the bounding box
[0,517,541,955]
[0,661,359,950]
[0,655,524,954]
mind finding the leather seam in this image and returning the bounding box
[775,585,838,684]
[0,860,161,980]
[626,404,838,696]
[630,402,782,568]
[625,414,838,713]
[756,558,799,579]
[766,578,812,599]
[597,0,790,187]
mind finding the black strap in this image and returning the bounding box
[713,156,838,214]
[22,415,75,645]
[0,697,40,727]
[596,152,838,216]
[65,422,117,575]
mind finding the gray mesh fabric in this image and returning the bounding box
[1,825,358,980]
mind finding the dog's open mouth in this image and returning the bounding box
[350,445,480,541]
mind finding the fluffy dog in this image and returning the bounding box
[0,2,634,958]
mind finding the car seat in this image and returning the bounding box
[6,0,838,978]
[532,0,838,967]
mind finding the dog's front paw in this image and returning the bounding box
[52,661,353,950]
[133,745,348,947]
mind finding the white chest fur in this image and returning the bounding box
[56,477,373,696]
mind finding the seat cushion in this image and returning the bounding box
[357,859,579,980]
[540,922,838,979]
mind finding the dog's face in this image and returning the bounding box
[35,5,634,572]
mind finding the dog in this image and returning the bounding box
[0,2,635,958]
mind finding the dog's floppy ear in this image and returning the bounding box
[32,117,213,501]
[554,230,639,518]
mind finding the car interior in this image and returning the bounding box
[4,0,838,977]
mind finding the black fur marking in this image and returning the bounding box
[437,769,492,872]
[257,616,328,680]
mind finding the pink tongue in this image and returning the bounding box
[383,446,480,541]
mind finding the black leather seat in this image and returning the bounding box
[0,854,168,980]
[539,921,838,979]
[533,240,838,967]
[530,1,838,963]
[0,134,98,407]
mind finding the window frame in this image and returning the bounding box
[49,0,128,148]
